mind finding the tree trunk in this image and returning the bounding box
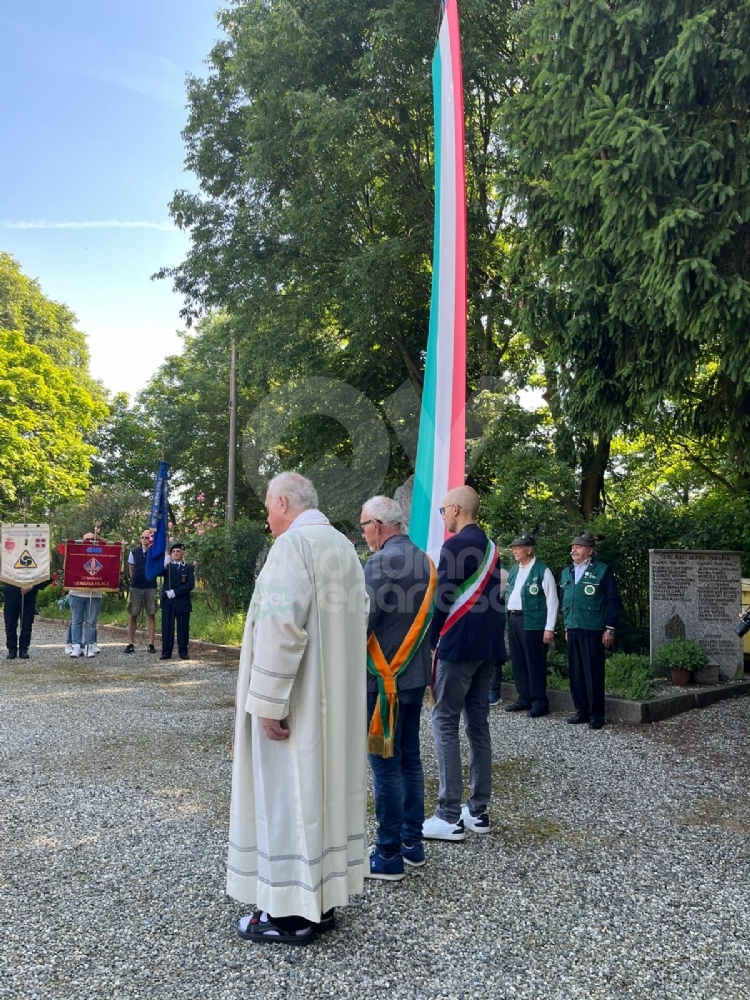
[578,437,611,521]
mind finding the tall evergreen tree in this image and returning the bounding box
[513,0,750,493]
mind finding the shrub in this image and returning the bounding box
[653,638,709,674]
[188,518,268,617]
[605,653,654,701]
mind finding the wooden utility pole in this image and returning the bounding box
[226,335,237,523]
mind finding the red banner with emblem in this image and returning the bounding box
[63,541,123,591]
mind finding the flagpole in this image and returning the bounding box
[409,0,467,563]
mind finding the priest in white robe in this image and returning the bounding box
[227,472,367,945]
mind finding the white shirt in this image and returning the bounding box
[507,557,559,630]
[573,557,592,584]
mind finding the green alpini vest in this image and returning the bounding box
[506,559,548,631]
[560,560,608,630]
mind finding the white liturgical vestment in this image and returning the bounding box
[226,519,368,922]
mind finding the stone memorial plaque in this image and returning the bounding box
[650,549,743,681]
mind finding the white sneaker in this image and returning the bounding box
[70,644,82,657]
[85,647,97,658]
[422,815,466,841]
[64,644,73,655]
[460,804,491,834]
[90,643,101,654]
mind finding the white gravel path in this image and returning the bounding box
[2,621,750,1000]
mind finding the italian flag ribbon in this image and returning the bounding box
[367,558,437,758]
[439,539,498,637]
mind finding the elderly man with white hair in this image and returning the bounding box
[360,495,435,880]
[227,472,368,945]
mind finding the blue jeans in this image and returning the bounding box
[367,685,426,854]
[70,595,102,647]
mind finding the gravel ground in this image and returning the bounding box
[2,621,750,1000]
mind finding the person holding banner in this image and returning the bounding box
[68,532,105,658]
[2,522,50,660]
[4,582,43,660]
[361,496,435,881]
[125,529,158,654]
[422,485,505,842]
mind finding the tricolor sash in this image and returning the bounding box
[367,558,437,758]
[438,539,498,637]
[430,539,498,691]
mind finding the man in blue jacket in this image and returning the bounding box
[423,485,505,841]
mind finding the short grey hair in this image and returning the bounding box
[362,495,404,529]
[266,472,318,511]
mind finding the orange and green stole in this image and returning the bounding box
[366,558,437,758]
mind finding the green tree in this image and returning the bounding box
[513,0,750,493]
[159,0,534,502]
[0,252,95,375]
[0,330,107,517]
[89,391,161,493]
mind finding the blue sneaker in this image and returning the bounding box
[401,841,425,868]
[488,690,502,706]
[365,846,405,881]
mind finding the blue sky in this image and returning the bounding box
[0,1,222,397]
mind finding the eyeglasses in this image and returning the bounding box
[359,519,382,531]
[141,534,152,540]
[439,505,461,516]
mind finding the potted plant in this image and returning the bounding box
[654,638,709,686]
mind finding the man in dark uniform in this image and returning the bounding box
[560,530,622,730]
[423,485,505,841]
[4,582,43,659]
[160,542,195,660]
[503,533,559,718]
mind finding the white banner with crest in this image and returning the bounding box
[1,523,51,588]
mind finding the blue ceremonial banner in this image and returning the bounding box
[145,461,170,580]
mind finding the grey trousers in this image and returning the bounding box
[431,658,494,823]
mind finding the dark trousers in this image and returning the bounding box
[567,629,605,721]
[161,604,190,657]
[508,613,548,711]
[367,685,426,853]
[4,586,37,654]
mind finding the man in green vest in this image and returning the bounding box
[559,531,622,730]
[503,533,559,718]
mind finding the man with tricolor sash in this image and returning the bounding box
[423,485,506,841]
[361,496,436,881]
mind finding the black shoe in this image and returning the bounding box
[589,718,604,730]
[527,706,549,718]
[19,650,29,659]
[124,644,135,654]
[148,644,156,653]
[316,908,335,933]
[505,700,530,713]
[160,654,172,660]
[6,651,17,660]
[567,712,590,724]
[179,653,189,660]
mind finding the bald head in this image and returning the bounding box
[441,484,480,534]
[443,485,479,518]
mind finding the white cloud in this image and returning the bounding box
[0,219,178,231]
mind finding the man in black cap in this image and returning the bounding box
[559,531,622,730]
[160,542,195,660]
[502,533,559,718]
